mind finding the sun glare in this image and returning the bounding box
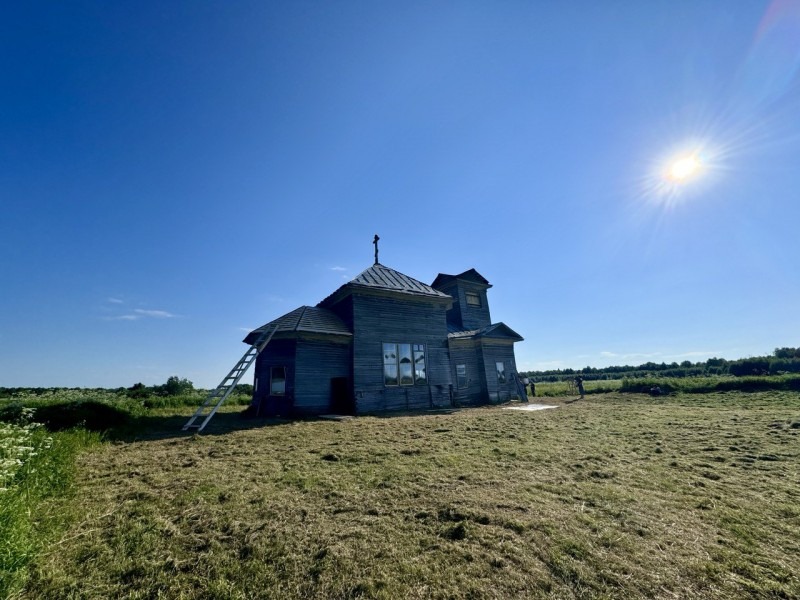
[669,155,701,181]
[637,141,720,207]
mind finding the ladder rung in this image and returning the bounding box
[182,324,278,432]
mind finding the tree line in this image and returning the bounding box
[0,376,254,399]
[524,347,800,382]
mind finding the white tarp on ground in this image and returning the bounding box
[503,403,558,411]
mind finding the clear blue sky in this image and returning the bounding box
[2,1,799,388]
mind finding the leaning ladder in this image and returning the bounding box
[182,325,278,432]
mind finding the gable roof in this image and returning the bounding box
[243,306,352,344]
[431,268,491,289]
[319,263,452,307]
[447,322,523,342]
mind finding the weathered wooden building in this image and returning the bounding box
[244,263,523,416]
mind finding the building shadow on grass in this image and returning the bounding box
[106,410,295,443]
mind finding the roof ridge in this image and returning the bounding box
[295,306,308,332]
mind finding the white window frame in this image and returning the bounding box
[456,364,467,388]
[383,342,426,386]
[496,361,506,384]
[270,366,286,395]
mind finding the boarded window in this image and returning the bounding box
[465,292,481,307]
[496,362,506,384]
[456,364,467,388]
[413,344,426,384]
[383,343,398,386]
[270,367,286,395]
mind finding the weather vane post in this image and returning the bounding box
[373,234,380,265]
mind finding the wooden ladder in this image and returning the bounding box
[182,325,278,433]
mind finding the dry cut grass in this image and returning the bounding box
[23,392,800,599]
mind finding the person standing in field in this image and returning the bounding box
[512,372,527,402]
[522,375,530,397]
[575,376,585,399]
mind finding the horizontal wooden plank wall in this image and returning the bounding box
[480,340,519,403]
[350,294,452,413]
[435,280,491,331]
[252,339,297,416]
[293,336,352,415]
[448,339,488,406]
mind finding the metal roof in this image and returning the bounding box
[319,263,452,306]
[243,306,352,344]
[447,322,523,341]
[431,268,491,289]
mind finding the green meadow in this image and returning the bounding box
[2,388,799,598]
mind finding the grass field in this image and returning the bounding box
[531,379,622,397]
[9,391,800,599]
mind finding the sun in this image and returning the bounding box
[668,154,701,181]
[639,141,719,206]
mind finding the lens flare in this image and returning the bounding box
[669,155,701,181]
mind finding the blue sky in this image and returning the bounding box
[2,1,799,388]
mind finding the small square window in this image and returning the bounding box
[465,292,481,307]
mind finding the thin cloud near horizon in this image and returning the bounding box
[104,308,179,321]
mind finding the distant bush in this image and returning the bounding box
[161,376,194,396]
[728,358,770,377]
[768,358,800,375]
[235,383,254,395]
[620,375,800,395]
[524,347,800,382]
[30,401,133,432]
[0,390,140,433]
[126,382,149,399]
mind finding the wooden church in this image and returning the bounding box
[241,247,524,417]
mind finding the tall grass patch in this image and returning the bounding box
[0,412,99,597]
[533,379,622,397]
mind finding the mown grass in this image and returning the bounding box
[0,389,250,596]
[18,391,800,599]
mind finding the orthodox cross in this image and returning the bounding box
[373,234,380,265]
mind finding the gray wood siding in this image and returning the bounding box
[293,336,352,415]
[327,295,354,331]
[480,341,519,403]
[434,280,491,331]
[448,339,488,406]
[252,339,296,415]
[351,294,452,413]
[457,282,492,331]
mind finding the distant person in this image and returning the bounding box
[530,381,536,397]
[512,373,527,402]
[522,375,530,396]
[575,376,585,399]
